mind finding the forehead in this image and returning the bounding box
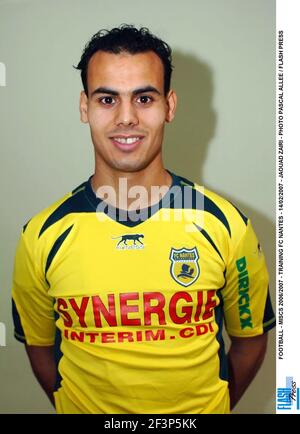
[87,51,164,94]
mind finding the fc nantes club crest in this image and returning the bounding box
[169,247,200,287]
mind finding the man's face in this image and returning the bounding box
[80,51,177,173]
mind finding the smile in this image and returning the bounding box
[113,137,142,144]
[110,135,144,152]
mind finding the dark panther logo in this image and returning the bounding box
[112,234,144,247]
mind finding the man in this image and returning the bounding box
[12,25,275,414]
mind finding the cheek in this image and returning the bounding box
[87,107,111,132]
[141,108,166,132]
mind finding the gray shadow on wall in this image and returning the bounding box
[164,51,276,414]
[163,51,215,181]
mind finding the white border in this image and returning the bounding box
[276,0,300,414]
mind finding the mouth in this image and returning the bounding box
[109,135,145,152]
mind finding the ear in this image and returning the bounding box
[165,89,177,123]
[79,91,89,123]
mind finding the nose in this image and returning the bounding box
[115,100,138,127]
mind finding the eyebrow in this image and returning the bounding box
[90,85,161,98]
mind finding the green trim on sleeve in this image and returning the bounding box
[263,317,276,333]
[14,331,26,343]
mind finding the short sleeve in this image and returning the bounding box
[12,229,56,346]
[222,220,275,337]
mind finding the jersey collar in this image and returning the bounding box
[84,170,182,227]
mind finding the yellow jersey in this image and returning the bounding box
[12,172,275,413]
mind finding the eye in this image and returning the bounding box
[99,96,115,105]
[137,95,153,104]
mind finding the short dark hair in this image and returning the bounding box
[75,24,173,96]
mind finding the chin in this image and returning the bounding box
[110,157,152,173]
[113,162,148,173]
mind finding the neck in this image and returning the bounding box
[91,158,172,210]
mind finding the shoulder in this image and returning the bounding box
[201,186,248,226]
[21,179,91,242]
[175,173,250,245]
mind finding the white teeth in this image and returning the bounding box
[113,137,141,144]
